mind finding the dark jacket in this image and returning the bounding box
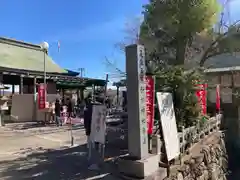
[67,100,74,113]
[55,102,62,116]
[84,102,92,136]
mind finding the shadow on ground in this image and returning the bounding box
[5,122,48,130]
[0,143,127,180]
[5,120,85,130]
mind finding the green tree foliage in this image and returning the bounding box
[140,0,240,67]
[154,66,205,129]
[138,0,240,128]
[109,0,240,129]
[141,0,221,65]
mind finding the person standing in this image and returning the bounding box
[55,99,62,126]
[84,96,93,148]
[67,98,73,118]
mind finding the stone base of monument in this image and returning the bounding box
[118,154,167,179]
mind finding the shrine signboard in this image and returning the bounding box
[216,85,221,112]
[157,92,180,161]
[196,84,207,115]
[145,75,155,135]
[90,104,107,144]
[38,83,46,110]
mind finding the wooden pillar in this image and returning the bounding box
[231,73,235,106]
[117,85,119,105]
[62,89,65,97]
[77,89,80,99]
[0,73,3,83]
[80,88,84,100]
[0,74,3,96]
[33,77,37,120]
[92,84,95,102]
[27,85,30,94]
[60,89,63,96]
[62,89,65,104]
[20,76,23,94]
[12,84,15,94]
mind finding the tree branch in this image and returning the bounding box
[104,57,126,75]
[199,20,240,66]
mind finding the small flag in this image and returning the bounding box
[58,41,60,52]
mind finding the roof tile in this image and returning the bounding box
[0,38,67,73]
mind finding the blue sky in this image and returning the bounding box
[0,0,148,82]
[0,0,239,83]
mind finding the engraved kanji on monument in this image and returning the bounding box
[126,44,148,160]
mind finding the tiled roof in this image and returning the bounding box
[204,53,240,69]
[0,37,67,73]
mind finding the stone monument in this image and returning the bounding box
[126,44,148,159]
[118,44,166,179]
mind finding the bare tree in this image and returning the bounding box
[104,17,142,82]
[114,17,142,53]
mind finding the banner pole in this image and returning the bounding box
[88,141,92,161]
[103,74,109,104]
[70,117,74,146]
[101,74,108,161]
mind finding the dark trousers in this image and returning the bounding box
[68,112,73,118]
[55,116,61,126]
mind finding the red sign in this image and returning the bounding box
[196,84,207,115]
[145,76,155,135]
[38,83,46,109]
[216,85,220,112]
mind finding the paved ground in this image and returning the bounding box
[1,121,237,180]
[0,123,125,180]
[0,145,121,180]
[0,126,86,157]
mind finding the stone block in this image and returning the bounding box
[118,154,167,179]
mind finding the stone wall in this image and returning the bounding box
[165,134,228,180]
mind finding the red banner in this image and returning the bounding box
[38,83,46,110]
[145,76,155,135]
[216,85,220,112]
[196,84,207,115]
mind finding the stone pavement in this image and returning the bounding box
[0,126,86,158]
[0,123,126,179]
[0,145,122,180]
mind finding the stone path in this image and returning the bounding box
[0,145,121,180]
[0,124,125,180]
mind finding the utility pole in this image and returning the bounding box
[78,68,85,77]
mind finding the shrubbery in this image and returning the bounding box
[154,66,206,130]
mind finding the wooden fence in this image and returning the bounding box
[178,114,222,154]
